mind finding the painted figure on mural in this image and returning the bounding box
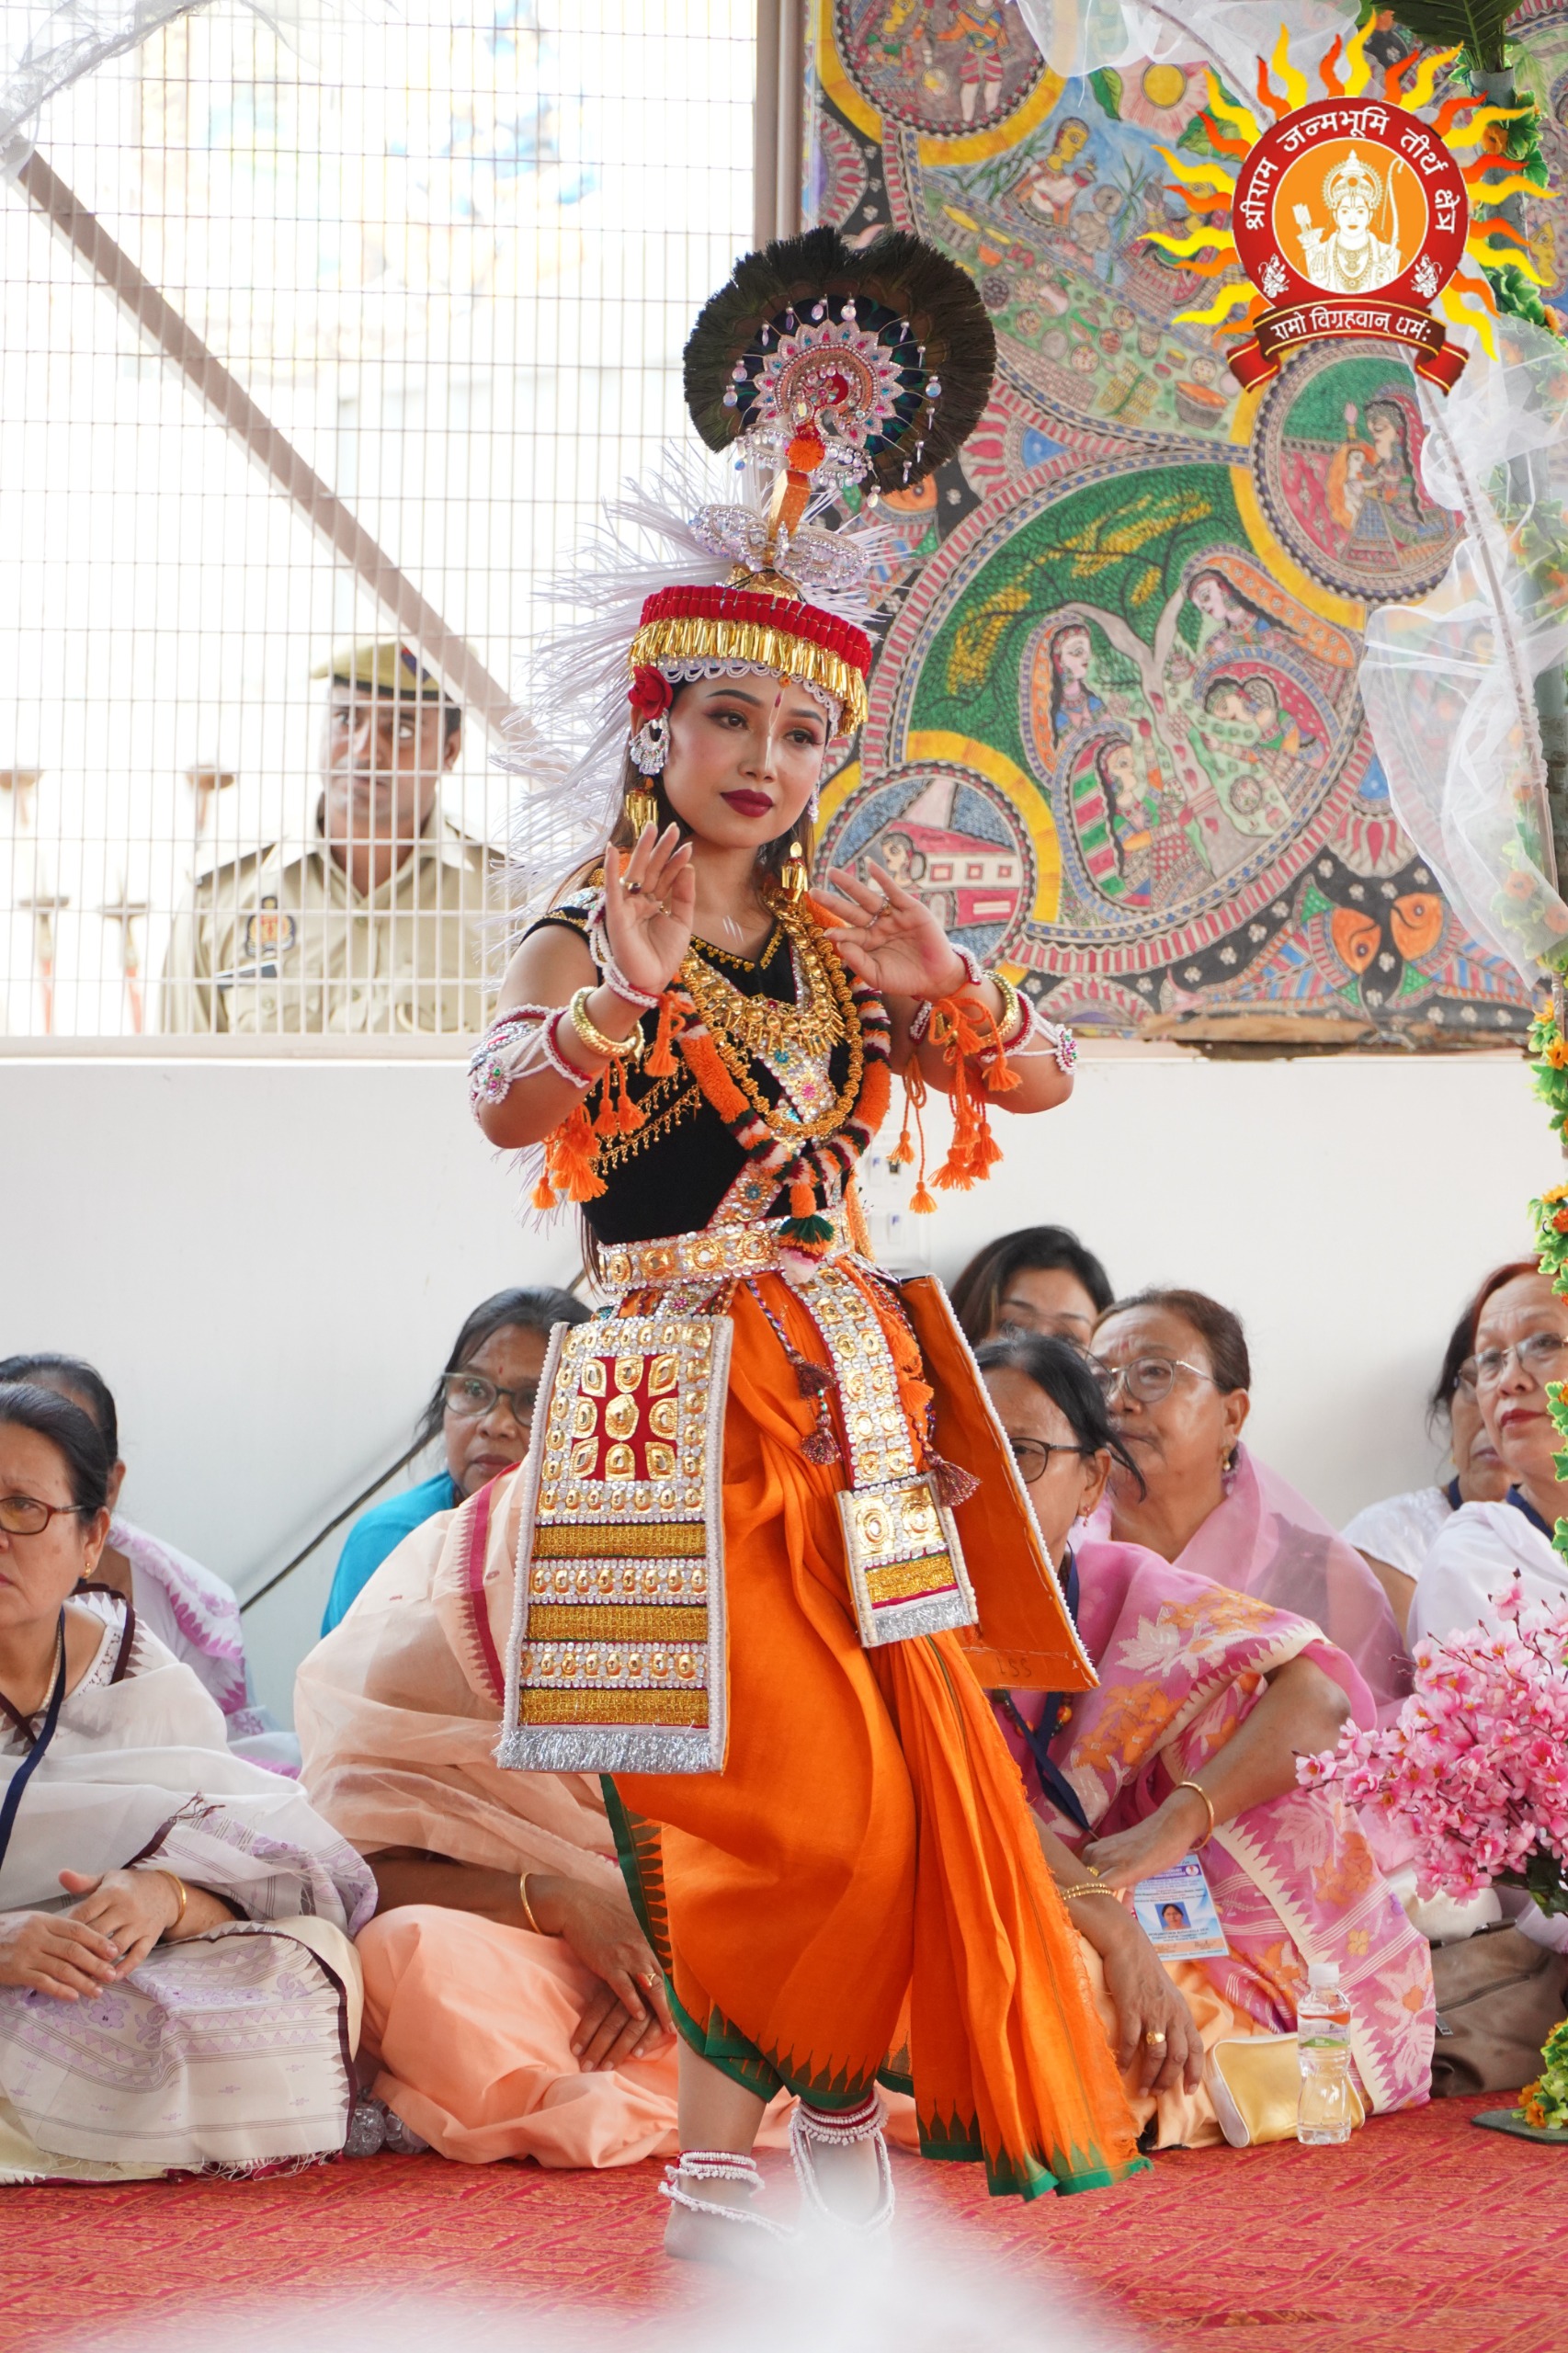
[1042,620,1107,756]
[1293,151,1403,295]
[1012,118,1095,233]
[1193,679,1298,841]
[1181,561,1357,711]
[937,0,1008,122]
[1328,398,1432,554]
[850,777,1028,938]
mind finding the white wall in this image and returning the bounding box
[0,1042,1551,1722]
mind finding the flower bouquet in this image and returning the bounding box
[1299,1578,1568,2138]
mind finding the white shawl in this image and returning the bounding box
[0,1613,373,1933]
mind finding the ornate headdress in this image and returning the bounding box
[507,226,996,902]
[1324,150,1382,212]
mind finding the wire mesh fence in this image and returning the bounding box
[0,0,755,1037]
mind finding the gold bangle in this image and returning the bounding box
[987,967,1024,1045]
[1060,1881,1119,1904]
[153,1869,187,1929]
[567,986,642,1063]
[518,1870,556,1937]
[1174,1779,1216,1846]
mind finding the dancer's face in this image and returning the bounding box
[661,674,829,853]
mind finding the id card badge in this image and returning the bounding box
[1131,1853,1228,1961]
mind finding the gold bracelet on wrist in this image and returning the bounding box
[567,985,643,1064]
[1060,1881,1119,1904]
[153,1868,187,1929]
[518,1870,558,1937]
[988,967,1024,1046]
[1174,1778,1216,1846]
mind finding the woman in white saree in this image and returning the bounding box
[0,1381,374,2182]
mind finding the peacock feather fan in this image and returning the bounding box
[684,226,996,496]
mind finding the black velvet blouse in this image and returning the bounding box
[527,894,855,1245]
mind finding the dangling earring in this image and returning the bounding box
[628,713,669,786]
[624,779,660,834]
[779,838,808,902]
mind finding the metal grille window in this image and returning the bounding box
[0,1,756,1039]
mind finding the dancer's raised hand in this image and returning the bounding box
[602,824,696,1001]
[813,861,967,1002]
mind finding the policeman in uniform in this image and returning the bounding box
[161,642,502,1033]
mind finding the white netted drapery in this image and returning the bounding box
[0,1,754,1036]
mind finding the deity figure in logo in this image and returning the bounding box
[1292,150,1403,296]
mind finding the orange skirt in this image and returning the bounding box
[611,1273,1143,2200]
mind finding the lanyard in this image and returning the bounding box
[0,1614,68,1879]
[998,1555,1094,1837]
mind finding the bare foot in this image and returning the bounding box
[801,2136,883,2222]
[664,2186,791,2274]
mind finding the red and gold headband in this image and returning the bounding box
[628,584,872,737]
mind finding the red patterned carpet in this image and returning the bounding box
[0,2097,1561,2353]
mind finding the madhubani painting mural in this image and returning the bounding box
[805,0,1536,1042]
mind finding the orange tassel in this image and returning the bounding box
[678,1020,752,1125]
[543,1101,608,1203]
[790,1177,817,1222]
[616,1056,645,1135]
[531,1175,559,1212]
[646,991,685,1077]
[897,1058,937,1213]
[593,1073,618,1136]
[921,995,1012,1194]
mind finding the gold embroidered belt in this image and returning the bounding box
[597,1220,803,1293]
[500,1223,978,1779]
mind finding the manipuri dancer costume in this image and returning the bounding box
[471,231,1143,2226]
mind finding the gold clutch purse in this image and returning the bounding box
[1206,2034,1365,2148]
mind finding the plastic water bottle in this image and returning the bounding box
[1296,1960,1354,2144]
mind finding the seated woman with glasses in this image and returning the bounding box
[320,1286,589,1635]
[0,1381,372,2182]
[949,1224,1113,1351]
[1340,1284,1513,1641]
[976,1334,1433,2147]
[0,1352,294,1771]
[1090,1289,1412,1718]
[1411,1263,1568,1644]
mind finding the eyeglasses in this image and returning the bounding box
[1007,1437,1091,1484]
[441,1371,539,1425]
[0,1495,91,1537]
[1455,1357,1479,1398]
[1472,1333,1568,1389]
[1091,1355,1215,1406]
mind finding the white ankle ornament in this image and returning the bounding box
[660,2149,793,2240]
[790,2092,895,2234]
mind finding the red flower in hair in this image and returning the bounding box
[629,665,674,724]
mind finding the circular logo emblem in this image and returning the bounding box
[1233,97,1469,316]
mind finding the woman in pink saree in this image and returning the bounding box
[1090,1290,1412,1718]
[977,1333,1433,2148]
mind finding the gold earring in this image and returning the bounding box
[779,839,808,902]
[624,784,659,835]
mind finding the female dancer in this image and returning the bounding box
[471,230,1142,2256]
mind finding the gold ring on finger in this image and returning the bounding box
[1144,2030,1167,2047]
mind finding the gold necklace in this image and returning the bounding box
[680,904,863,1144]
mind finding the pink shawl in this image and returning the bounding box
[1135,1448,1413,1720]
[1002,1536,1433,2116]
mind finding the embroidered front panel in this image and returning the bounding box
[799,1263,979,1648]
[500,1315,732,1775]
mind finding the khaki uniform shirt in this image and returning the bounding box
[161,808,503,1035]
